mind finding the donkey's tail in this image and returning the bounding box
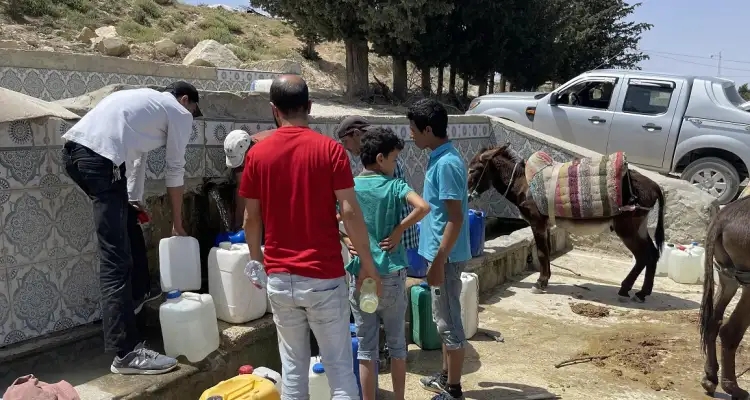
[654,185,666,258]
[700,216,720,355]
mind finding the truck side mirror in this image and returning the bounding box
[549,92,559,106]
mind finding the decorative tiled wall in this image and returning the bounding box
[0,116,513,347]
[0,67,283,101]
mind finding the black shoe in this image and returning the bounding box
[420,372,448,394]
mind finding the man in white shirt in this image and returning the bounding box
[61,81,200,375]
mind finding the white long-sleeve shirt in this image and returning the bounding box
[62,88,193,201]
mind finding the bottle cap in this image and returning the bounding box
[166,290,181,299]
[312,362,325,374]
[692,241,699,245]
[419,282,429,288]
[238,365,254,375]
[350,323,357,335]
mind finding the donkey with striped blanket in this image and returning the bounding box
[467,144,666,302]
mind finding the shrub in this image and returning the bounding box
[134,0,161,19]
[117,19,161,42]
[172,30,199,48]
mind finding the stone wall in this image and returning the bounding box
[0,49,286,101]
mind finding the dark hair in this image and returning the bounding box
[407,98,449,138]
[359,127,405,166]
[269,75,309,115]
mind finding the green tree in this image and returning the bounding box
[739,83,750,101]
[551,0,653,83]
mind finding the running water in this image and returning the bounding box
[208,186,232,233]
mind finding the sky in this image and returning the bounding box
[183,0,750,86]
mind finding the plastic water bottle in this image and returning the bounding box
[359,277,379,313]
[244,260,267,289]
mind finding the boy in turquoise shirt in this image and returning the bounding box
[343,127,430,400]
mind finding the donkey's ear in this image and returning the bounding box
[479,147,501,162]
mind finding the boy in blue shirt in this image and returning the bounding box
[408,98,472,400]
[343,127,430,400]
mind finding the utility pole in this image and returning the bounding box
[711,51,723,76]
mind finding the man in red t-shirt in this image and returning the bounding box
[239,75,382,399]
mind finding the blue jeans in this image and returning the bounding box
[349,269,407,361]
[62,141,140,354]
[431,261,467,350]
[267,273,359,400]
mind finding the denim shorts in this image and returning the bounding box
[431,261,467,350]
[349,269,408,360]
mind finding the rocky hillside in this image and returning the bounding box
[0,0,403,93]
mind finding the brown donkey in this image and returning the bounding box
[700,196,750,399]
[467,144,666,302]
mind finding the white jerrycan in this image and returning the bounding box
[459,272,479,339]
[159,236,201,292]
[208,242,267,323]
[159,290,220,363]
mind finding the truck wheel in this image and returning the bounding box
[680,157,740,205]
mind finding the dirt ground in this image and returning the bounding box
[376,250,750,400]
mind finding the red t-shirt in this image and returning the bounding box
[238,126,354,279]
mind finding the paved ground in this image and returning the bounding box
[376,250,747,400]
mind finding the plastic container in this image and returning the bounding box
[656,243,674,277]
[308,357,331,400]
[199,373,280,400]
[159,236,201,292]
[359,278,379,314]
[238,365,283,395]
[459,272,479,339]
[410,282,442,350]
[160,290,220,363]
[668,245,702,285]
[407,222,428,278]
[690,242,707,283]
[468,209,486,257]
[208,243,268,324]
[349,323,379,398]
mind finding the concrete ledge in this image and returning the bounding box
[0,49,219,80]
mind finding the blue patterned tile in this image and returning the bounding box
[0,148,46,189]
[0,189,56,265]
[53,186,96,256]
[205,146,227,178]
[59,254,100,326]
[7,261,63,339]
[205,121,234,146]
[0,120,34,148]
[185,145,205,178]
[191,120,205,145]
[0,270,11,345]
[145,145,166,180]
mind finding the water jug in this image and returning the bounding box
[468,209,486,257]
[668,245,702,285]
[199,373,280,400]
[410,282,442,350]
[208,243,267,324]
[308,357,331,400]
[159,236,201,292]
[239,365,283,395]
[407,222,428,278]
[656,243,674,276]
[359,278,379,314]
[160,290,220,363]
[459,272,479,339]
[690,242,708,283]
[349,323,379,399]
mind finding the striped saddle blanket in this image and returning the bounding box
[525,151,628,219]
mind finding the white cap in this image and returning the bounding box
[224,129,252,168]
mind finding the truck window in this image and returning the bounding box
[622,83,674,115]
[557,79,616,110]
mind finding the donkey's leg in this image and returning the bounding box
[702,272,739,396]
[719,286,750,399]
[633,232,660,302]
[613,215,650,302]
[530,223,551,293]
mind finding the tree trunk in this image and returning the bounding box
[344,38,369,98]
[478,78,487,96]
[499,76,507,92]
[462,76,469,98]
[488,73,495,94]
[448,67,457,95]
[421,67,431,96]
[436,66,444,96]
[392,57,408,101]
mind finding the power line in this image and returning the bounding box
[640,49,750,65]
[644,53,750,73]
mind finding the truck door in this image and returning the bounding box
[607,78,682,169]
[533,76,619,154]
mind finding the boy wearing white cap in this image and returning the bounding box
[224,129,273,230]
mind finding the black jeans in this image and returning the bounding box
[62,141,139,354]
[127,203,151,302]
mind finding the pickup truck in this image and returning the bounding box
[466,69,750,204]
